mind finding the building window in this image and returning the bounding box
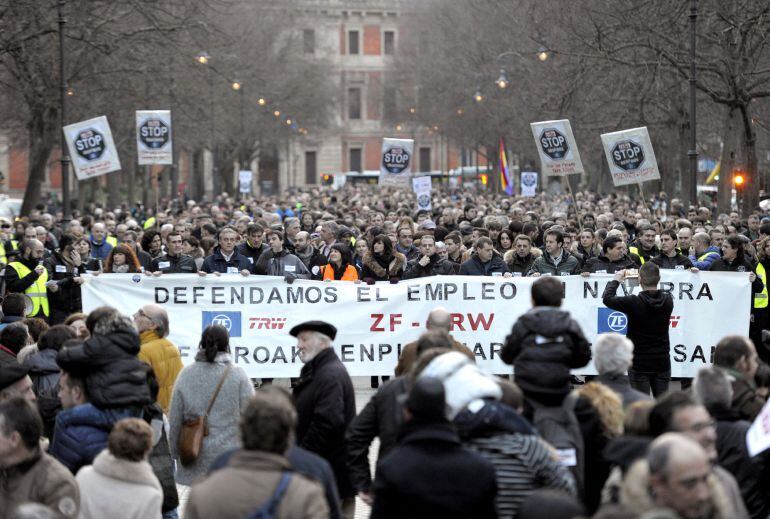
[383,87,397,120]
[305,151,317,184]
[348,30,359,55]
[419,147,431,172]
[383,31,395,55]
[303,29,315,54]
[348,87,362,120]
[349,148,362,172]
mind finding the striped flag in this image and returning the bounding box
[499,137,514,195]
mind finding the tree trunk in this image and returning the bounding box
[739,103,760,217]
[127,164,136,208]
[718,106,739,214]
[106,170,120,208]
[21,105,58,216]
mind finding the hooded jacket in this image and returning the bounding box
[650,251,694,270]
[501,307,591,395]
[505,250,536,275]
[602,280,674,372]
[689,245,722,270]
[56,315,151,408]
[23,349,62,437]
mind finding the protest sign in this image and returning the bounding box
[601,126,661,186]
[530,120,585,177]
[239,170,253,194]
[63,116,121,180]
[521,171,538,197]
[747,400,770,457]
[136,110,173,165]
[379,138,413,186]
[83,271,749,379]
[412,175,432,211]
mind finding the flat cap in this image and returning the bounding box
[0,363,29,392]
[289,320,337,341]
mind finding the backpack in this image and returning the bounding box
[531,393,584,496]
[244,472,292,519]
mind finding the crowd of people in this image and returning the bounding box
[0,184,768,518]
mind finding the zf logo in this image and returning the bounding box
[202,311,242,337]
[597,308,627,334]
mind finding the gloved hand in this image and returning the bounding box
[284,272,297,284]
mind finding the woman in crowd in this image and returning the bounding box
[141,230,163,259]
[103,244,142,274]
[64,312,89,340]
[496,229,515,255]
[76,418,164,519]
[168,324,254,486]
[354,237,368,272]
[318,243,359,281]
[183,236,205,270]
[74,237,102,271]
[360,234,406,284]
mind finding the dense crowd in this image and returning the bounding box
[0,184,768,519]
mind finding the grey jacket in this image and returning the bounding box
[168,352,254,485]
[528,250,580,276]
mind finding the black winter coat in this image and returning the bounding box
[459,253,509,276]
[44,252,86,319]
[709,404,770,519]
[602,281,674,372]
[293,347,356,499]
[143,403,179,513]
[650,252,694,270]
[582,254,637,274]
[371,420,497,519]
[200,246,252,274]
[346,376,409,492]
[150,253,196,274]
[236,240,269,270]
[402,254,458,279]
[56,329,151,408]
[501,307,591,396]
[507,252,536,275]
[23,349,61,437]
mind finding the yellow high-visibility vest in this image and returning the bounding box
[106,236,118,248]
[628,246,646,264]
[0,240,19,265]
[755,263,768,309]
[8,261,49,317]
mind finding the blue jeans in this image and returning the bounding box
[628,369,671,397]
[162,509,178,519]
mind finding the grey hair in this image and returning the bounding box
[593,333,634,375]
[693,367,733,409]
[308,331,332,346]
[693,232,711,247]
[148,308,169,338]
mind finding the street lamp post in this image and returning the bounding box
[688,0,699,207]
[231,80,244,169]
[57,0,71,221]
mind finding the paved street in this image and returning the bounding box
[178,378,379,518]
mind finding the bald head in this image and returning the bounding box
[692,232,711,253]
[426,307,451,332]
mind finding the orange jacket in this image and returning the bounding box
[321,263,359,281]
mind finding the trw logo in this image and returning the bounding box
[249,317,287,330]
[670,315,681,328]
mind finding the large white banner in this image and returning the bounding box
[601,126,661,186]
[379,138,413,186]
[136,110,173,165]
[530,119,585,177]
[82,272,749,379]
[63,116,122,180]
